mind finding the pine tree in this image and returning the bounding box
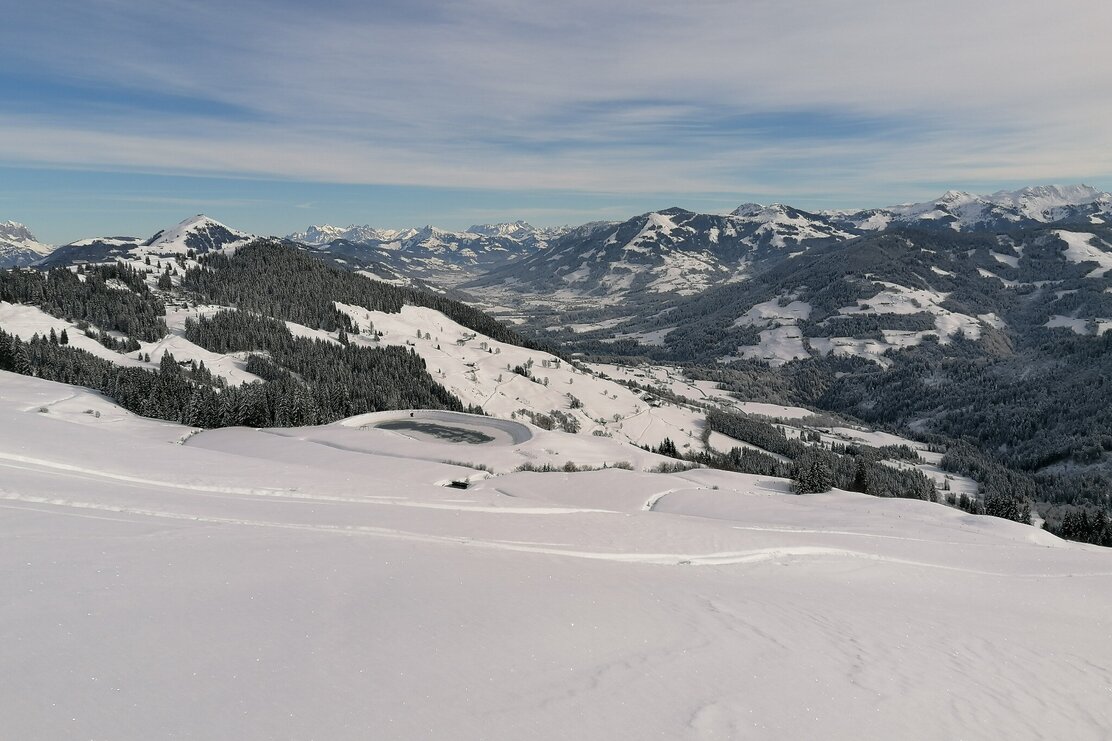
[792,450,834,495]
[159,352,180,377]
[656,437,680,459]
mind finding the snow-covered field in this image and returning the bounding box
[3,370,1112,740]
[1055,230,1112,278]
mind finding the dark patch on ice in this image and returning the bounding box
[377,420,495,444]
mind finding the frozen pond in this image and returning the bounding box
[377,419,495,444]
[361,410,534,445]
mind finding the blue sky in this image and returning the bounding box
[2,0,1110,244]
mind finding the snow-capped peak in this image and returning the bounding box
[727,203,856,247]
[466,220,538,238]
[731,203,769,218]
[983,184,1111,220]
[830,184,1112,232]
[730,203,804,223]
[293,224,349,244]
[0,220,54,267]
[142,215,253,255]
[289,224,404,245]
[938,189,976,204]
[0,221,53,255]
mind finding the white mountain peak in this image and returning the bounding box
[149,214,244,244]
[466,220,537,237]
[0,220,54,265]
[730,203,764,217]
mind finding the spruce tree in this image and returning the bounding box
[792,449,834,495]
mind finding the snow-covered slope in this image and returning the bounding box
[0,300,266,385]
[730,202,856,247]
[0,220,53,268]
[0,264,709,450]
[1053,229,1112,278]
[2,369,1110,741]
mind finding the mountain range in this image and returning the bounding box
[3,185,1112,546]
[287,220,567,286]
[11,183,1111,275]
[468,185,1112,299]
[12,185,1112,371]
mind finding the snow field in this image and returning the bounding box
[1043,312,1112,336]
[1055,230,1112,278]
[731,297,813,328]
[2,371,1111,740]
[646,249,729,295]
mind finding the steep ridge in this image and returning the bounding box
[0,220,54,268]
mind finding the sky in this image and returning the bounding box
[2,0,1110,244]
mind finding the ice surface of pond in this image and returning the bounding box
[360,410,533,445]
[376,419,495,444]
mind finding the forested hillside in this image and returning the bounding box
[184,241,534,347]
[0,241,532,427]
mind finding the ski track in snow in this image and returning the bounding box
[0,454,607,516]
[5,371,1112,741]
[2,490,1108,578]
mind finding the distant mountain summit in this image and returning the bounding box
[830,184,1112,232]
[465,220,544,238]
[289,224,404,245]
[40,215,253,268]
[289,220,562,247]
[0,221,54,268]
[141,214,253,255]
[287,221,568,285]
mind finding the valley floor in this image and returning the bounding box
[1,371,1110,740]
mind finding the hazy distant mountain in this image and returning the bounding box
[288,224,404,245]
[287,221,568,285]
[830,184,1112,233]
[0,221,54,268]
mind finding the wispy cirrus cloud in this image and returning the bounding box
[1,0,1110,235]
